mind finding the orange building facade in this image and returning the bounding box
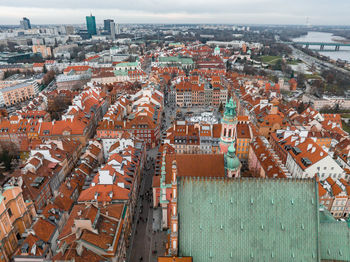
[0,186,36,262]
[0,82,39,107]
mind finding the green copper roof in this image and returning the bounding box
[319,207,336,223]
[115,61,138,67]
[223,97,237,120]
[225,143,240,170]
[180,58,194,64]
[159,56,194,64]
[319,208,350,261]
[114,70,128,76]
[320,221,350,261]
[178,177,320,262]
[228,142,235,154]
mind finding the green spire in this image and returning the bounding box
[224,97,237,119]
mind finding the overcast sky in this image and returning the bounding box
[0,0,349,25]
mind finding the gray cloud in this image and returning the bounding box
[0,0,349,25]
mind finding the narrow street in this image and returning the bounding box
[128,95,174,262]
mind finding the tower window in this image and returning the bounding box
[228,129,231,137]
[224,128,226,137]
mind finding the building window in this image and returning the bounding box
[8,208,13,217]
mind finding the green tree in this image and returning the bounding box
[43,70,55,86]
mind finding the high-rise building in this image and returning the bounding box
[86,14,97,36]
[116,23,121,35]
[20,17,31,30]
[104,19,113,33]
[110,21,116,40]
[104,19,116,39]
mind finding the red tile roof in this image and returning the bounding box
[33,218,56,242]
[78,184,130,202]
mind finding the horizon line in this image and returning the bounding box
[1,22,350,27]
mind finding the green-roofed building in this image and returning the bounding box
[113,61,141,80]
[113,70,128,77]
[178,177,320,262]
[174,177,350,262]
[319,207,350,261]
[114,61,140,71]
[156,56,194,69]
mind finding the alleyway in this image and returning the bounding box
[128,98,174,262]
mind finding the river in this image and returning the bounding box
[292,31,350,62]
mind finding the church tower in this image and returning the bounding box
[225,142,241,177]
[219,97,238,154]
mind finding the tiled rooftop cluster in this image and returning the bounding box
[97,86,163,149]
[52,136,145,261]
[9,138,83,210]
[3,139,98,261]
[2,35,350,262]
[164,117,252,158]
[319,177,350,219]
[0,85,109,154]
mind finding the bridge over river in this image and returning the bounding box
[285,41,350,51]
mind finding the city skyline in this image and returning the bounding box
[0,0,349,25]
[1,1,350,261]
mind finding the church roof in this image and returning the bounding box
[178,177,320,261]
[319,208,350,261]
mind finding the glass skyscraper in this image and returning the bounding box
[104,19,114,33]
[86,14,97,36]
[20,17,31,30]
